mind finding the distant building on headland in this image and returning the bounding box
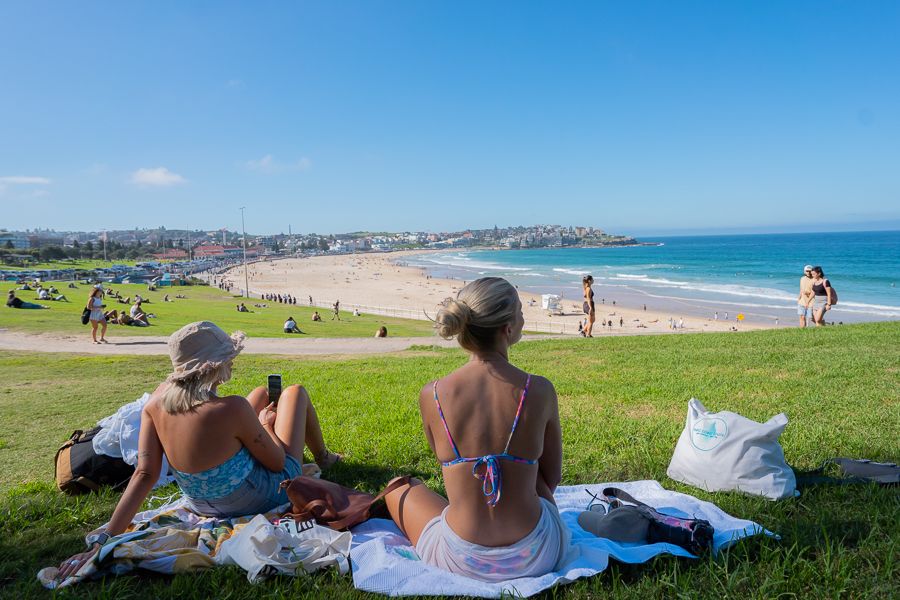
[0,231,30,249]
[192,243,262,259]
[1,223,639,263]
[152,248,189,260]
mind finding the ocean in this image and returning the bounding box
[404,231,900,324]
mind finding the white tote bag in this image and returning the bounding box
[217,514,352,583]
[666,398,797,500]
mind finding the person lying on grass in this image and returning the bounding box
[54,321,341,583]
[384,277,569,583]
[6,289,47,309]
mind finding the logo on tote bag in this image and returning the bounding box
[690,418,728,451]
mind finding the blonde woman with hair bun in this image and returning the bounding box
[385,277,569,582]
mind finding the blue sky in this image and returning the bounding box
[1,1,898,236]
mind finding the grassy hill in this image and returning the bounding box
[0,322,897,598]
[0,281,434,338]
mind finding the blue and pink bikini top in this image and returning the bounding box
[433,374,537,507]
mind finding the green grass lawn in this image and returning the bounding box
[0,281,435,338]
[1,323,898,598]
[1,259,141,271]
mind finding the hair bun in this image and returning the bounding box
[436,298,471,339]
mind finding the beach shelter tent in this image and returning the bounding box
[541,294,561,311]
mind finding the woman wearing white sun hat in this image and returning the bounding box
[54,321,341,583]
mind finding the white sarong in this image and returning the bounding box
[415,498,570,583]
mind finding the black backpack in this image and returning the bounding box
[54,427,135,495]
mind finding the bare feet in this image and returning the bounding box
[314,449,342,469]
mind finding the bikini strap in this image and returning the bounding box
[433,381,462,461]
[501,374,532,455]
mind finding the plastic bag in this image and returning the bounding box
[217,514,352,583]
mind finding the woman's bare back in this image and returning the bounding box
[420,361,561,546]
[146,383,245,474]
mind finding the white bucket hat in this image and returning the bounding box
[167,321,245,383]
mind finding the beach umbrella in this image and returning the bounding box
[737,313,745,322]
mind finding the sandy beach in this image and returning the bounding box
[219,251,770,336]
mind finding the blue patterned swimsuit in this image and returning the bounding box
[171,447,255,500]
[171,447,303,517]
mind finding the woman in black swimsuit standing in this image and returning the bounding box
[582,275,596,337]
[809,266,834,326]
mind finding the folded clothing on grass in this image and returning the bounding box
[39,497,267,588]
[37,497,348,589]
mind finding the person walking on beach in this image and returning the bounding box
[87,285,108,344]
[809,266,835,326]
[797,265,815,327]
[384,277,568,582]
[582,275,595,337]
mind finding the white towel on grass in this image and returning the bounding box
[350,480,774,598]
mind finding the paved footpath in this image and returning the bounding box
[0,330,561,356]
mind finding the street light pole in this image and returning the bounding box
[240,207,250,298]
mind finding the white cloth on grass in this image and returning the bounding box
[350,480,775,598]
[92,393,173,488]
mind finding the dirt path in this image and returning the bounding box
[0,328,717,357]
[0,329,468,356]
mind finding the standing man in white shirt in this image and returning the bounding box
[797,265,815,327]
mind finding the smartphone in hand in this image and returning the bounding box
[267,374,283,405]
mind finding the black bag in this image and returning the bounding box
[55,427,135,495]
[578,504,650,542]
[581,487,715,555]
[81,307,91,325]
